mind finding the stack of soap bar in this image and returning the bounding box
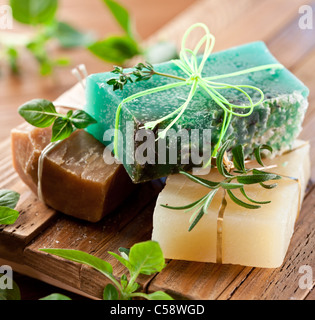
[85,42,309,183]
[151,141,310,268]
[11,123,135,222]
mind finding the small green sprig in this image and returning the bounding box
[0,189,20,225]
[107,62,186,91]
[18,99,97,142]
[41,240,173,300]
[162,140,281,232]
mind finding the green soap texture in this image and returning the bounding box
[84,41,309,183]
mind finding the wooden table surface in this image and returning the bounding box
[1,0,315,300]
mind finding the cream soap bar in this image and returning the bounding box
[152,141,310,268]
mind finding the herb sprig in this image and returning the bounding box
[18,99,97,142]
[107,62,186,91]
[0,189,20,225]
[162,140,282,231]
[41,240,173,300]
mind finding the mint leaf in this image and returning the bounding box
[10,0,58,25]
[40,249,114,276]
[88,35,141,64]
[0,190,20,209]
[103,0,133,36]
[53,21,95,48]
[51,118,73,142]
[70,110,97,129]
[128,241,165,276]
[18,99,57,128]
[0,207,20,225]
[40,293,71,300]
[103,284,119,300]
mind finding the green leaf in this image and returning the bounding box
[51,118,73,142]
[10,0,58,25]
[0,275,21,300]
[216,140,233,178]
[232,145,246,173]
[146,291,174,300]
[188,207,205,232]
[118,247,130,258]
[161,194,208,211]
[254,144,273,167]
[53,21,95,48]
[120,274,128,290]
[220,182,244,190]
[108,251,132,270]
[227,190,261,209]
[18,99,58,128]
[237,173,281,185]
[128,241,165,276]
[240,188,271,204]
[7,47,19,74]
[103,0,133,36]
[259,182,278,189]
[88,35,141,64]
[103,284,119,300]
[0,207,20,225]
[40,293,71,300]
[179,171,220,189]
[40,249,113,277]
[0,190,20,209]
[70,110,97,129]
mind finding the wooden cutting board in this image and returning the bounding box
[1,0,315,300]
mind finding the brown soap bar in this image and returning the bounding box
[11,123,135,222]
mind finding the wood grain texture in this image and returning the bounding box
[0,0,315,300]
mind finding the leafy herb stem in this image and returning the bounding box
[162,140,282,231]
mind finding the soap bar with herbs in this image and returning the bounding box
[85,41,309,183]
[11,123,135,222]
[151,141,310,268]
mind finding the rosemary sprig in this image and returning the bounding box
[107,62,186,91]
[161,140,281,231]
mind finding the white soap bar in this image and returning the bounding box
[152,141,310,268]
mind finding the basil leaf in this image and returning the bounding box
[128,241,165,276]
[88,35,141,64]
[0,207,20,225]
[216,140,233,178]
[10,0,58,25]
[103,284,119,300]
[70,110,97,129]
[0,274,20,300]
[254,144,273,167]
[51,118,73,142]
[18,99,57,128]
[103,0,133,36]
[40,293,71,300]
[53,21,95,48]
[227,190,261,209]
[146,291,174,300]
[240,188,271,204]
[108,251,132,270]
[237,173,280,185]
[232,145,246,173]
[40,249,114,276]
[0,190,20,209]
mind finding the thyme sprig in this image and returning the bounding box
[107,62,185,91]
[162,140,282,231]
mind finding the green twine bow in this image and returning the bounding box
[113,23,284,167]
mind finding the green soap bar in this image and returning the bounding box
[84,41,309,183]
